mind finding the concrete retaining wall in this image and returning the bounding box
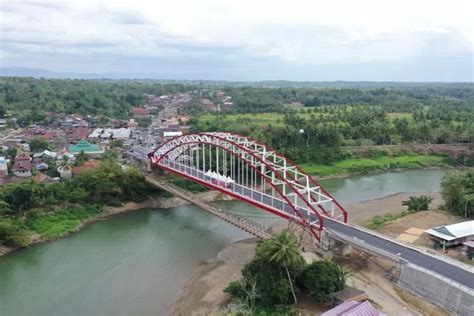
[398,265,473,316]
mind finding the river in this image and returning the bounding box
[0,169,446,316]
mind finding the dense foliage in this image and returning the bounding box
[402,195,433,211]
[0,158,159,247]
[441,171,474,218]
[0,77,198,118]
[224,230,346,313]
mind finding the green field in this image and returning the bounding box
[386,112,412,121]
[199,112,286,127]
[299,154,451,177]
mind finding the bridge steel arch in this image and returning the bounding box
[149,132,348,240]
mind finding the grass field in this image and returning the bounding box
[299,154,451,177]
[26,205,102,239]
[386,112,412,121]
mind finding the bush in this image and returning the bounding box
[0,221,30,247]
[402,195,433,212]
[298,261,345,303]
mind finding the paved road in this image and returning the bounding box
[324,219,474,289]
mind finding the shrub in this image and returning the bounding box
[402,195,433,212]
[0,221,30,247]
[298,260,345,303]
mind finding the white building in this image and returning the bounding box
[426,220,474,249]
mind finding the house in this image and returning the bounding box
[425,220,474,250]
[12,155,32,177]
[0,156,8,177]
[33,150,57,159]
[71,159,102,175]
[68,140,104,156]
[0,118,7,128]
[34,173,59,184]
[322,300,386,316]
[67,127,91,143]
[133,107,150,118]
[201,99,216,111]
[127,119,139,128]
[35,162,49,171]
[111,128,131,140]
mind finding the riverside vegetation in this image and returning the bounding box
[0,157,159,248]
[367,170,474,230]
[224,230,346,315]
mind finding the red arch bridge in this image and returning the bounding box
[145,132,474,291]
[149,132,347,241]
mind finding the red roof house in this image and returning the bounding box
[12,155,32,177]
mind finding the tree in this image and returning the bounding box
[29,136,50,153]
[75,151,89,166]
[402,195,433,212]
[257,230,303,305]
[6,147,17,160]
[109,139,124,148]
[441,171,473,218]
[299,260,345,303]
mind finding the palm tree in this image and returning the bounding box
[57,156,73,179]
[258,229,303,305]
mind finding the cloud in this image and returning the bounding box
[1,0,472,81]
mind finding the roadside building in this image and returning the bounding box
[12,155,32,177]
[68,140,104,157]
[322,300,386,316]
[0,156,8,177]
[163,131,182,138]
[425,220,474,250]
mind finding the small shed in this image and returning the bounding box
[333,287,369,304]
[425,220,474,250]
[322,300,386,316]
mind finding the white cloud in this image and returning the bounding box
[1,0,473,80]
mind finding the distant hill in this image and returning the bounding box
[0,67,471,89]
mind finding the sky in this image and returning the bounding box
[1,0,473,81]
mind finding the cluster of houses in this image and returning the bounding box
[201,91,233,112]
[0,141,105,186]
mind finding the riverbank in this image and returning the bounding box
[170,191,446,315]
[0,190,232,257]
[300,154,456,178]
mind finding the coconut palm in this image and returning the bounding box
[258,229,303,305]
[58,156,73,171]
[57,156,73,179]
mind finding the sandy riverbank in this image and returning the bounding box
[170,191,445,315]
